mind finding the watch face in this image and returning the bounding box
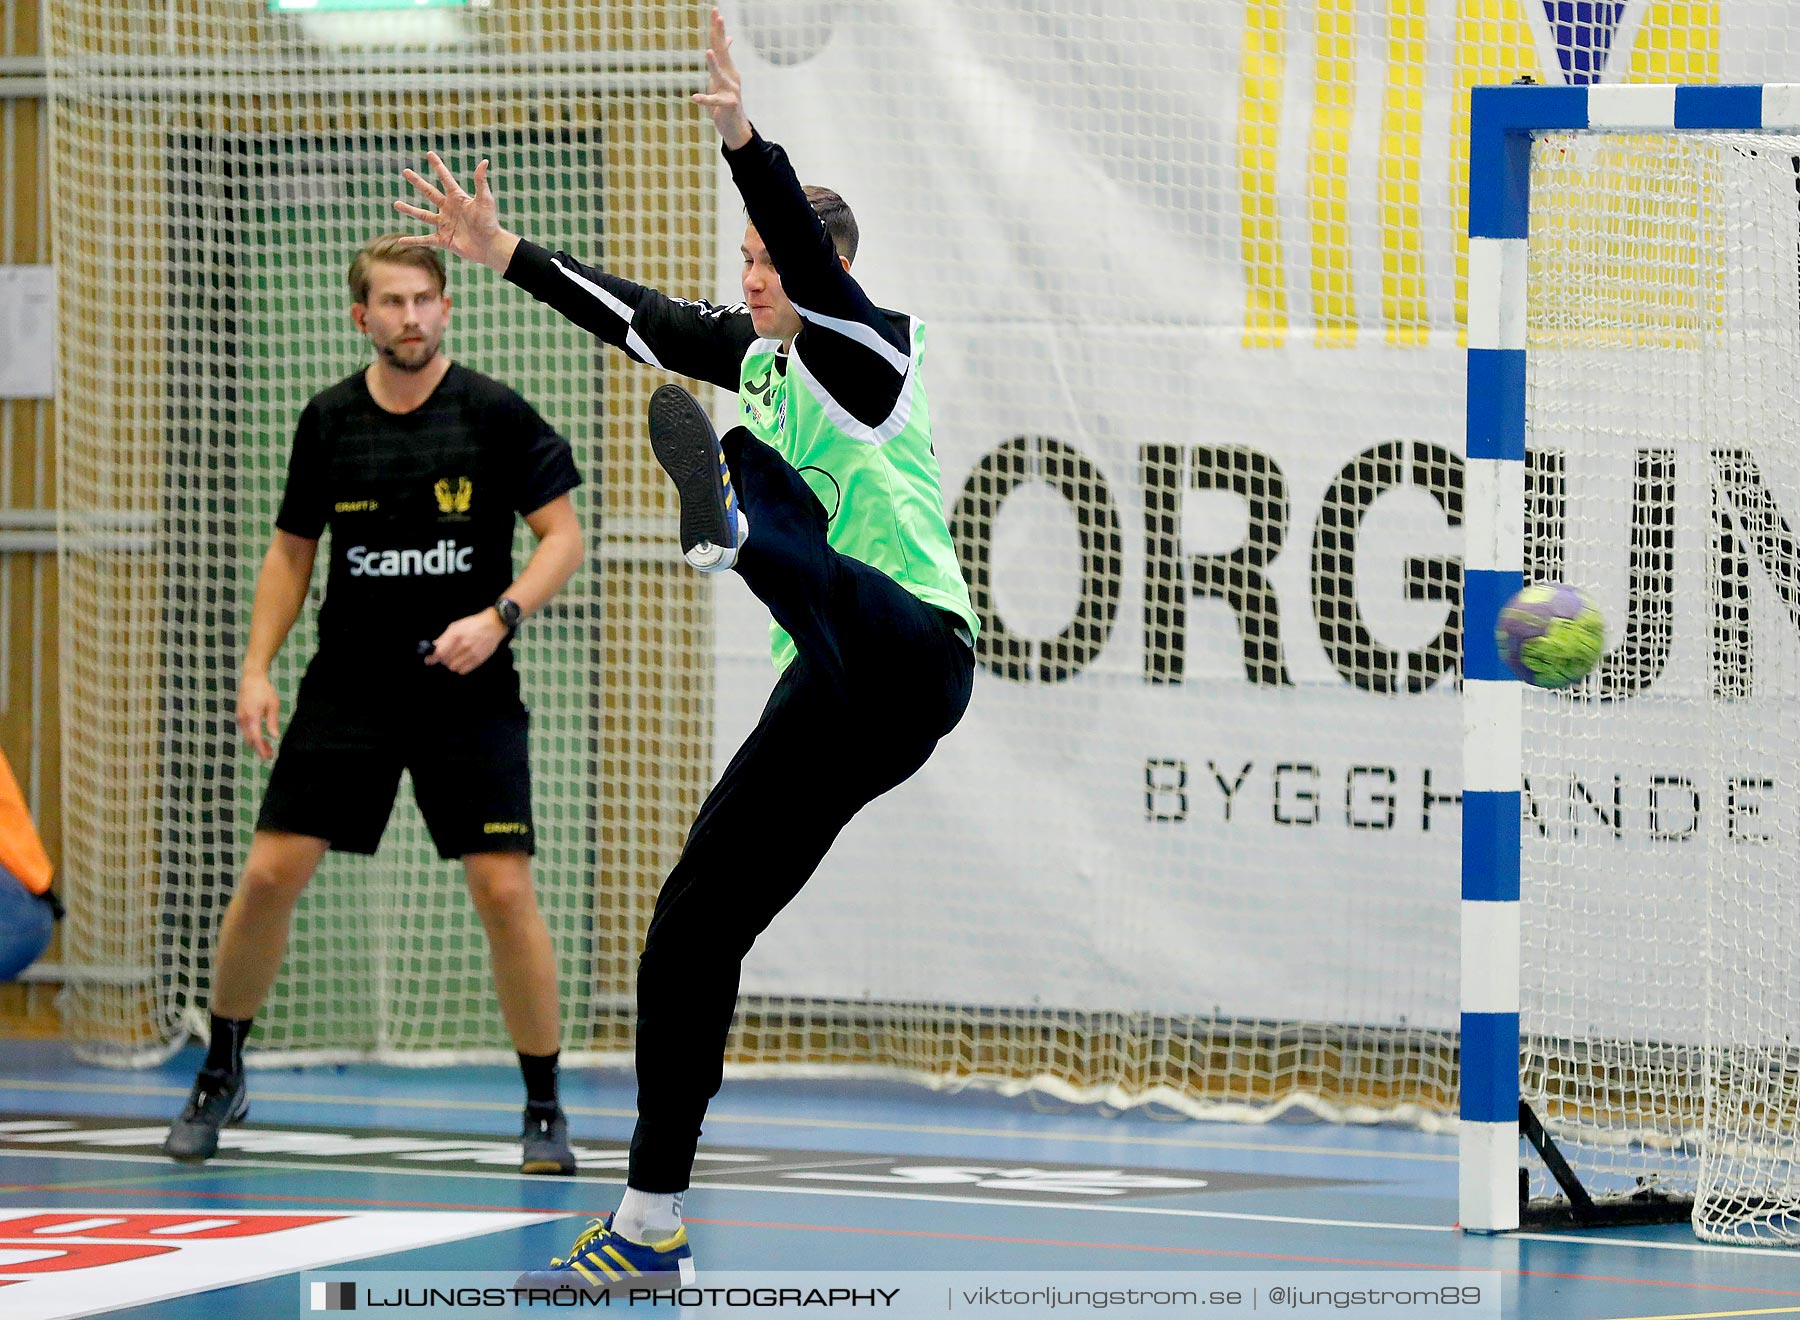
[498,598,521,629]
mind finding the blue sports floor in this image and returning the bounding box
[2,1039,1797,1318]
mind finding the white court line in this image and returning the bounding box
[1514,1230,1800,1261]
[0,1079,1452,1164]
[0,1144,1450,1236]
[8,1147,1799,1262]
[14,1144,1797,1258]
[691,1154,897,1179]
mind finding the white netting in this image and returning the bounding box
[1523,130,1800,1243]
[43,2,1800,1151]
[49,2,717,1065]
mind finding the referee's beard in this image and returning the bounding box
[373,329,442,373]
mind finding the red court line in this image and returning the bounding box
[4,1184,1796,1300]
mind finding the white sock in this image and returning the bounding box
[614,1188,684,1243]
[691,510,749,574]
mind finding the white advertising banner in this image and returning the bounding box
[708,1,1800,1030]
[0,1208,558,1320]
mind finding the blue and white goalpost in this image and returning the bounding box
[1463,82,1800,1244]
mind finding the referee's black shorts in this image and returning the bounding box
[256,678,534,861]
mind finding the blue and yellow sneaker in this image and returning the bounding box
[516,1214,696,1296]
[647,383,745,573]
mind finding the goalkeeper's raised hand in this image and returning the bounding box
[694,7,753,151]
[394,151,521,275]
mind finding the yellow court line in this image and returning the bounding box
[2,1165,289,1194]
[1605,1309,1800,1320]
[0,1077,1455,1163]
[0,1077,619,1117]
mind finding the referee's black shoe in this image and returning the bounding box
[520,1103,576,1176]
[648,384,745,573]
[162,1067,248,1163]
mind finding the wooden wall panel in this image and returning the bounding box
[0,0,62,1037]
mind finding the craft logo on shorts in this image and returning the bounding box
[481,821,528,835]
[346,540,473,577]
[434,476,472,517]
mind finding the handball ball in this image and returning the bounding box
[1495,583,1605,689]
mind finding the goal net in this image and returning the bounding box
[1521,126,1800,1244]
[43,1,1800,1155]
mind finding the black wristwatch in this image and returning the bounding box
[493,596,523,635]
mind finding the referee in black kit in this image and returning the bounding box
[162,235,585,1175]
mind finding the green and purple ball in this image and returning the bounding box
[1495,583,1605,689]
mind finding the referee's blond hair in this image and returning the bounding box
[348,235,448,304]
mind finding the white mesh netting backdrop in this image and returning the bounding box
[43,2,1800,1186]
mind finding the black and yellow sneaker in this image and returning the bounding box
[161,1067,248,1163]
[516,1213,695,1296]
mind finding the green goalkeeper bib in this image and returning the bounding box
[736,320,979,672]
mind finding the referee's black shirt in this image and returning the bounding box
[274,363,580,704]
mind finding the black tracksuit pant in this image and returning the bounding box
[626,427,975,1192]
